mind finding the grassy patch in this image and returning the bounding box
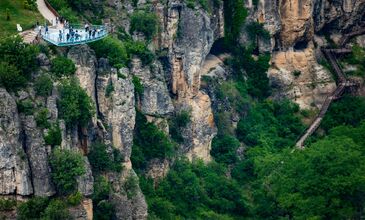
[0,0,44,37]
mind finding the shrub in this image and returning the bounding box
[35,108,50,129]
[199,0,209,11]
[132,76,144,96]
[186,0,195,8]
[88,142,123,173]
[51,56,76,77]
[49,148,85,195]
[90,36,128,67]
[130,11,159,41]
[236,100,304,148]
[211,135,240,164]
[24,0,37,10]
[105,81,114,97]
[0,199,16,211]
[44,123,62,147]
[94,200,115,220]
[143,159,246,218]
[58,78,94,127]
[67,191,83,206]
[126,41,155,66]
[17,100,34,115]
[131,111,175,170]
[34,74,53,97]
[169,110,191,143]
[0,62,27,91]
[124,174,139,199]
[42,199,70,220]
[17,197,49,220]
[93,176,111,204]
[246,22,270,42]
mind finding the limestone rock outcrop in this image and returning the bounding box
[21,116,54,197]
[96,64,136,162]
[269,44,336,109]
[0,89,33,196]
[313,0,365,33]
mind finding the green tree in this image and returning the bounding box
[224,0,247,45]
[42,199,70,220]
[169,110,191,143]
[44,122,62,147]
[51,56,76,77]
[0,62,26,91]
[88,142,123,173]
[35,108,50,129]
[236,100,303,148]
[125,41,154,66]
[17,197,49,220]
[130,11,159,41]
[90,36,128,67]
[143,159,247,218]
[131,111,174,170]
[34,73,53,96]
[58,78,94,127]
[0,36,39,75]
[211,135,240,164]
[49,148,85,195]
[254,135,365,219]
[321,96,365,132]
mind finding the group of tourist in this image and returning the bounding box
[56,25,103,43]
[37,18,105,44]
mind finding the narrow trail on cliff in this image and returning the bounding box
[295,30,364,148]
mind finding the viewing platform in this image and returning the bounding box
[40,24,108,46]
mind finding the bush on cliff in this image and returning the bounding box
[90,36,128,67]
[58,78,94,128]
[131,111,175,170]
[51,56,76,77]
[130,11,159,41]
[49,148,85,195]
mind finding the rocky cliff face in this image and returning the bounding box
[2,0,364,219]
[155,1,222,161]
[247,0,364,109]
[313,0,365,34]
[0,89,33,196]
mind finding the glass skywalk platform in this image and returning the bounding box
[40,24,108,46]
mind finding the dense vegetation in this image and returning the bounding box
[0,36,39,91]
[49,148,85,195]
[141,159,247,219]
[51,56,76,77]
[88,142,123,173]
[58,78,94,128]
[131,111,175,171]
[0,1,364,219]
[130,11,159,41]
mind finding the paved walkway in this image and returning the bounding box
[36,0,56,24]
